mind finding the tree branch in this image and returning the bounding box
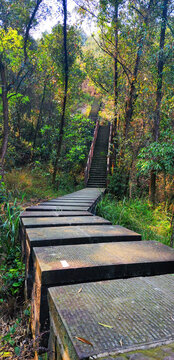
[24,0,43,61]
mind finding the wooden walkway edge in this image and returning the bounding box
[20,187,174,359]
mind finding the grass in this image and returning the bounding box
[96,194,172,246]
[4,165,84,205]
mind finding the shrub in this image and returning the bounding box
[96,195,171,245]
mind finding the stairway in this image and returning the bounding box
[87,125,110,188]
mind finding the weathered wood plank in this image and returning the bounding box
[20,211,92,218]
[22,215,111,228]
[31,241,174,342]
[27,224,141,247]
[48,275,174,360]
[26,206,90,211]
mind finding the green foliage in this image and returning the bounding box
[1,258,25,297]
[137,139,174,176]
[107,167,128,199]
[97,195,171,245]
[64,114,93,168]
[55,171,83,193]
[0,28,23,71]
[0,189,25,299]
[0,198,22,256]
[0,177,7,203]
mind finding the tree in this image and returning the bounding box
[149,0,169,204]
[0,0,43,178]
[52,0,69,183]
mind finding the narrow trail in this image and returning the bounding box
[20,118,174,359]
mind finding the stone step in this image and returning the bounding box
[48,274,174,360]
[31,241,174,342]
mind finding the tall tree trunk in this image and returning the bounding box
[149,0,168,205]
[124,0,154,139]
[112,1,118,172]
[153,0,168,142]
[32,75,48,152]
[0,58,9,179]
[52,0,68,184]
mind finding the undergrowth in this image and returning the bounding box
[5,163,84,203]
[96,194,171,246]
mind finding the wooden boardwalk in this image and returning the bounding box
[20,187,174,359]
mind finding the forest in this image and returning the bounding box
[0,0,174,358]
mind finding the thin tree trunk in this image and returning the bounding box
[52,0,68,184]
[153,0,168,142]
[112,1,118,172]
[149,0,168,205]
[32,76,48,151]
[149,169,156,205]
[124,0,153,139]
[0,58,9,179]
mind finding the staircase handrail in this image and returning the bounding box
[106,122,113,184]
[85,120,99,186]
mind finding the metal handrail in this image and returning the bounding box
[85,120,99,186]
[106,122,113,185]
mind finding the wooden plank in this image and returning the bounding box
[20,211,92,218]
[38,202,92,206]
[26,206,90,211]
[27,225,141,247]
[48,275,174,360]
[22,216,111,228]
[31,241,174,342]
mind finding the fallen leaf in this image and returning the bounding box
[78,287,82,293]
[75,336,93,346]
[119,339,123,347]
[98,322,113,329]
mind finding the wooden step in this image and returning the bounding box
[20,211,92,218]
[38,202,93,206]
[24,225,141,298]
[31,241,174,342]
[48,274,174,360]
[43,199,94,204]
[22,215,111,229]
[26,205,90,211]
